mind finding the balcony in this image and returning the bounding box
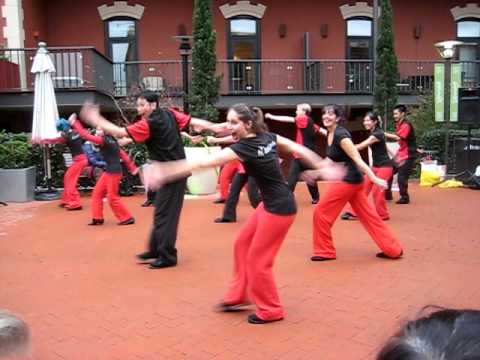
[1,46,480,107]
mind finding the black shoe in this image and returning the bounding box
[311,199,319,205]
[215,302,251,312]
[340,212,357,220]
[66,206,83,211]
[247,314,283,325]
[396,197,410,204]
[214,217,236,223]
[118,217,135,225]
[149,258,177,269]
[141,200,153,207]
[136,251,158,261]
[213,198,226,204]
[310,256,336,262]
[88,219,104,226]
[376,250,403,259]
[384,190,393,201]
[58,203,66,208]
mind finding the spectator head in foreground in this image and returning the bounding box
[0,310,31,359]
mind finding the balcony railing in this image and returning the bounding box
[0,46,114,94]
[1,47,480,98]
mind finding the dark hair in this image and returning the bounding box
[229,103,268,134]
[377,308,480,360]
[365,111,382,129]
[394,104,407,114]
[138,90,159,107]
[322,104,345,123]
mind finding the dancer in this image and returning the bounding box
[53,117,88,211]
[302,104,403,261]
[341,112,393,221]
[142,103,344,324]
[384,105,417,204]
[265,104,320,203]
[70,115,138,226]
[80,93,219,269]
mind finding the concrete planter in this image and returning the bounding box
[0,166,36,202]
[184,146,221,195]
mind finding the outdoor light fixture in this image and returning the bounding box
[173,35,193,113]
[434,40,463,59]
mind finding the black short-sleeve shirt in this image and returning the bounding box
[327,126,363,184]
[230,132,296,215]
[370,128,393,168]
[100,135,122,174]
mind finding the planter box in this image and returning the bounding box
[0,166,36,202]
[184,146,221,195]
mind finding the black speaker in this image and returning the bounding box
[454,137,480,173]
[458,87,480,125]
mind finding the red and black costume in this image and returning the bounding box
[345,127,393,220]
[126,108,190,267]
[223,132,296,322]
[52,129,88,210]
[387,119,417,203]
[288,115,320,203]
[312,126,403,259]
[72,120,137,224]
[217,159,241,202]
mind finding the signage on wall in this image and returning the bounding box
[434,63,462,122]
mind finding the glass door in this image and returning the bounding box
[346,18,373,92]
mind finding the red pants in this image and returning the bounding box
[219,160,240,200]
[61,155,88,209]
[91,172,132,222]
[223,203,295,321]
[313,181,403,259]
[345,166,393,220]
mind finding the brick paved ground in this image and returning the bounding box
[0,184,479,359]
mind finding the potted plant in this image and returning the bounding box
[183,135,220,195]
[0,131,36,202]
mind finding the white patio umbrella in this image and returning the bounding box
[31,42,61,200]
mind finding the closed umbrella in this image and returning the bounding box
[31,42,61,200]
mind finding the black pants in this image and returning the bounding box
[148,178,186,264]
[387,157,416,199]
[222,173,261,221]
[147,189,156,202]
[288,158,319,201]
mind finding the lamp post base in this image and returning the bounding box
[34,188,61,201]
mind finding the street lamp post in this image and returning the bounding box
[174,36,192,113]
[435,40,463,166]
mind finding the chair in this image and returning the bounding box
[142,76,165,91]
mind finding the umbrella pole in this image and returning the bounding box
[35,144,60,201]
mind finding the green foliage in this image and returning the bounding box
[0,131,35,169]
[409,93,436,141]
[373,0,399,129]
[188,0,220,121]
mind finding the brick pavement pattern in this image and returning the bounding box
[0,184,479,359]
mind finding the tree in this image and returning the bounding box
[373,0,399,131]
[189,0,220,121]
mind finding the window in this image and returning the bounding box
[456,19,480,86]
[227,16,260,92]
[106,18,138,95]
[346,17,373,92]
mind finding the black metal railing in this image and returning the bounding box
[0,46,114,94]
[2,49,480,98]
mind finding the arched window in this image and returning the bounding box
[346,17,372,92]
[105,17,138,95]
[227,16,260,92]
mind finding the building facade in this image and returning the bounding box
[1,0,479,133]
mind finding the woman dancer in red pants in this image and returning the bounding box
[341,112,394,221]
[303,105,403,261]
[52,118,88,210]
[69,115,138,225]
[143,103,344,324]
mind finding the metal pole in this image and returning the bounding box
[373,0,379,85]
[444,58,451,167]
[182,53,189,113]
